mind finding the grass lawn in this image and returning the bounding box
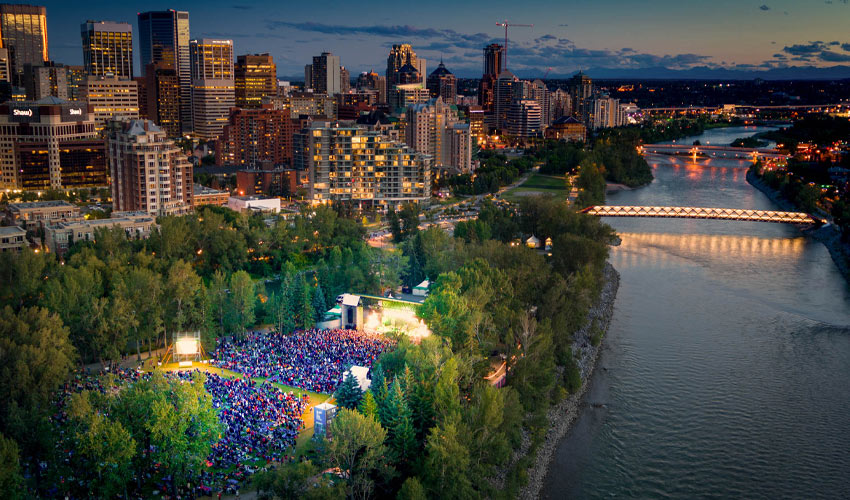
[503,173,568,202]
[155,362,335,459]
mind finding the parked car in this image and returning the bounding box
[401,286,412,294]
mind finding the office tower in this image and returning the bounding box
[215,105,294,166]
[81,74,139,132]
[339,66,350,94]
[137,10,191,133]
[568,71,593,121]
[466,105,485,146]
[144,62,180,137]
[0,47,9,82]
[235,53,276,108]
[294,122,431,210]
[386,43,418,86]
[189,38,234,141]
[0,98,106,191]
[80,20,133,78]
[0,4,48,86]
[478,43,504,111]
[303,64,312,89]
[23,61,65,100]
[426,60,457,104]
[107,118,192,216]
[506,99,542,137]
[356,70,386,104]
[493,69,518,130]
[309,52,340,95]
[65,65,85,100]
[406,97,470,173]
[388,84,429,111]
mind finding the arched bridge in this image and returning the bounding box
[581,205,820,224]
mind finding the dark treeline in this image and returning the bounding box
[761,115,850,154]
[258,196,617,499]
[439,150,536,195]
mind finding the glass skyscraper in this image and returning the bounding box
[0,4,49,86]
[137,10,191,133]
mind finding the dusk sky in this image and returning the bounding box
[39,0,850,78]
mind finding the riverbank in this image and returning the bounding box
[606,182,635,193]
[747,169,850,283]
[516,263,620,499]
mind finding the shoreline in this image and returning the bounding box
[746,170,850,283]
[517,262,621,499]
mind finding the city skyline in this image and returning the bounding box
[33,0,850,79]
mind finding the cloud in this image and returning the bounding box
[265,21,494,49]
[782,41,826,56]
[759,4,770,10]
[842,43,850,51]
[231,4,252,9]
[819,50,850,62]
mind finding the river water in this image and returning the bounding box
[542,126,850,499]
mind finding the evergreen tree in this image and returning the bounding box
[300,277,315,329]
[334,372,363,409]
[384,379,417,466]
[357,391,379,420]
[313,283,328,323]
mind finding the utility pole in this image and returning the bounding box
[496,20,533,69]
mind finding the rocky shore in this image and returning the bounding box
[515,262,620,499]
[747,170,850,283]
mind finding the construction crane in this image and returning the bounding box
[543,67,553,79]
[496,20,533,69]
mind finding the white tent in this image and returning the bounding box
[344,365,371,391]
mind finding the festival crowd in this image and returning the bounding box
[212,328,394,393]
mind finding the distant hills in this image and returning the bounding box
[512,65,850,81]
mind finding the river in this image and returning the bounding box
[542,126,850,499]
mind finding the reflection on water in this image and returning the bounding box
[543,126,850,500]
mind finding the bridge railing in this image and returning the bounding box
[581,205,818,224]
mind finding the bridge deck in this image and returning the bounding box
[581,206,818,224]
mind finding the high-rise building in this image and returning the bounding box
[303,64,312,90]
[81,74,139,132]
[80,21,133,78]
[143,62,180,137]
[339,66,350,94]
[23,61,65,100]
[137,10,191,133]
[0,47,9,82]
[189,38,234,141]
[215,105,294,167]
[590,96,627,129]
[568,71,593,121]
[426,60,457,104]
[0,97,107,191]
[478,44,504,112]
[356,70,386,104]
[387,44,423,87]
[506,98,542,137]
[294,121,431,210]
[465,105,485,145]
[309,52,340,95]
[405,97,470,172]
[550,88,571,121]
[65,65,85,100]
[493,69,518,130]
[235,53,276,108]
[107,118,192,216]
[388,84,429,111]
[0,4,48,86]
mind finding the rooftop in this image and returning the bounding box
[0,226,26,236]
[8,200,77,210]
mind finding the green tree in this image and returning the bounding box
[313,283,328,322]
[326,408,388,500]
[397,476,427,500]
[76,411,136,498]
[0,433,23,499]
[254,460,344,500]
[423,419,475,499]
[299,277,315,329]
[228,270,256,335]
[357,391,379,420]
[165,260,204,335]
[208,270,229,335]
[384,379,418,467]
[335,371,364,409]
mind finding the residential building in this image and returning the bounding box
[0,97,106,191]
[478,44,503,112]
[0,225,26,252]
[568,71,593,121]
[45,211,156,255]
[23,61,66,100]
[143,61,180,137]
[340,66,350,94]
[81,74,139,131]
[5,200,80,230]
[65,65,85,100]
[294,121,431,210]
[426,60,456,104]
[551,88,571,121]
[106,118,192,216]
[590,96,626,129]
[190,38,235,141]
[192,184,229,206]
[80,21,133,78]
[506,99,542,137]
[308,52,341,95]
[137,10,191,133]
[235,53,276,108]
[465,105,485,145]
[493,69,518,130]
[215,105,294,166]
[269,92,336,118]
[0,4,48,86]
[388,83,429,111]
[545,115,586,142]
[236,165,298,197]
[0,47,10,82]
[405,97,470,172]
